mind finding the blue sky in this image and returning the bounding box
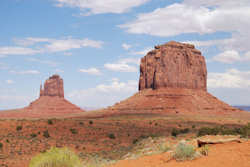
[0,0,250,109]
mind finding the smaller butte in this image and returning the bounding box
[0,74,84,118]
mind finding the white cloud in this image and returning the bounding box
[54,0,150,15]
[131,47,153,55]
[120,1,250,63]
[44,38,103,52]
[120,3,250,37]
[122,43,132,50]
[208,69,250,89]
[27,58,58,67]
[211,50,250,64]
[104,58,140,72]
[0,37,104,56]
[0,94,34,110]
[6,80,14,84]
[10,70,40,75]
[67,78,137,108]
[0,47,41,56]
[212,50,241,64]
[63,52,73,56]
[55,69,64,73]
[79,68,102,75]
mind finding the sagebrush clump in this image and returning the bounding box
[174,142,196,161]
[29,147,82,167]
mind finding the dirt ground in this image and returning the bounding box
[109,141,250,167]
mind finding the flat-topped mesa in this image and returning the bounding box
[139,41,207,91]
[40,74,64,98]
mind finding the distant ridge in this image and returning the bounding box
[234,106,250,112]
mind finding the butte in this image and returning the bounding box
[104,41,247,117]
[0,74,84,118]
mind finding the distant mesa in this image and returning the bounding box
[0,74,84,118]
[107,41,244,115]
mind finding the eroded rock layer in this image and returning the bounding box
[139,41,207,91]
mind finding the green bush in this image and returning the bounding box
[171,128,179,137]
[30,133,37,138]
[174,142,196,161]
[0,143,3,149]
[70,129,78,134]
[16,125,22,131]
[43,130,50,138]
[133,139,138,144]
[29,147,82,167]
[48,119,53,125]
[89,120,93,125]
[108,133,116,139]
[200,145,209,156]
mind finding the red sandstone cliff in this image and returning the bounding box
[139,41,207,91]
[40,74,64,98]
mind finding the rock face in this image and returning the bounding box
[106,41,243,115]
[139,41,207,91]
[40,74,64,98]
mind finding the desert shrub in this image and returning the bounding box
[154,123,158,126]
[6,139,9,143]
[79,122,84,126]
[30,133,37,138]
[89,120,93,125]
[47,119,53,125]
[192,125,196,129]
[174,142,196,161]
[16,125,22,131]
[29,147,82,167]
[180,128,190,134]
[241,123,250,138]
[200,145,209,156]
[197,127,220,136]
[0,143,3,149]
[43,130,50,138]
[108,133,116,139]
[171,128,179,137]
[133,139,138,144]
[197,124,250,137]
[70,129,78,134]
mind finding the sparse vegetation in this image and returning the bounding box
[43,130,50,138]
[108,133,116,139]
[29,147,82,167]
[197,123,250,138]
[200,145,209,156]
[47,119,53,125]
[30,133,37,138]
[16,125,22,131]
[174,142,196,161]
[70,128,78,134]
[171,128,190,137]
[171,128,179,137]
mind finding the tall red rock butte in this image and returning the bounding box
[0,74,84,118]
[107,41,242,115]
